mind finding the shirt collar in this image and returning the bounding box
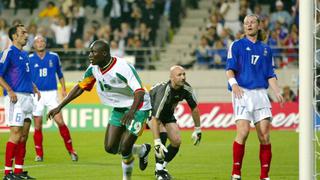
[244,37,260,45]
[10,45,21,52]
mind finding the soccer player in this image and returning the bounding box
[29,35,78,162]
[0,24,39,180]
[47,40,151,180]
[226,15,284,180]
[148,65,202,180]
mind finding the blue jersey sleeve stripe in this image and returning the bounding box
[0,48,11,63]
[227,41,235,59]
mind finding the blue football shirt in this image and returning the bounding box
[226,37,276,90]
[29,51,63,91]
[0,45,33,95]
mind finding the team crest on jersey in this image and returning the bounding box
[49,60,53,67]
[263,48,268,56]
[34,64,39,68]
[110,78,116,84]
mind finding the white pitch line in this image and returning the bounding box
[0,164,46,172]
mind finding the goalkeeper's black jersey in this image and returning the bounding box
[149,80,197,122]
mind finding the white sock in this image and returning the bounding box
[156,163,163,171]
[122,160,134,180]
[232,174,241,178]
[132,144,146,157]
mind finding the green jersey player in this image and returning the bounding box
[48,40,151,180]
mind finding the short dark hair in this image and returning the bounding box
[48,1,55,6]
[8,24,24,41]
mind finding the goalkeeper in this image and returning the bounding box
[148,65,202,180]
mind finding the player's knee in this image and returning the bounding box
[55,114,65,126]
[56,120,65,127]
[238,129,249,139]
[170,136,181,147]
[119,144,131,155]
[236,131,249,144]
[20,134,28,142]
[11,127,21,135]
[9,128,22,142]
[104,145,118,154]
[258,134,270,144]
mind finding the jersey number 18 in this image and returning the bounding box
[39,68,47,77]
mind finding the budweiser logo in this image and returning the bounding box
[174,103,299,129]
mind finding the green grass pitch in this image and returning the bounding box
[0,130,300,179]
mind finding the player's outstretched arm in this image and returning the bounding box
[47,84,84,120]
[268,77,284,106]
[191,106,202,146]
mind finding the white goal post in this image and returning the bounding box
[300,0,314,179]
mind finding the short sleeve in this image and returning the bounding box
[78,66,96,91]
[0,49,11,77]
[266,47,277,79]
[184,84,198,109]
[226,41,239,72]
[54,54,64,79]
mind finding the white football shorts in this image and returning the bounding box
[232,88,272,124]
[4,93,34,126]
[33,90,59,117]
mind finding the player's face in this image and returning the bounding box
[89,44,105,66]
[171,68,186,87]
[33,37,46,51]
[243,16,259,37]
[15,26,28,46]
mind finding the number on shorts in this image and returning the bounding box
[128,121,142,134]
[16,113,22,122]
[236,106,245,115]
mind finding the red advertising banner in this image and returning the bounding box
[0,102,299,131]
[175,102,299,130]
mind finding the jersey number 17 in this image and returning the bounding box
[251,55,260,65]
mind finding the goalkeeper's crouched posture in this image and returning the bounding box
[148,65,202,180]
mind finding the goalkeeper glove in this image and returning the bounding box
[191,127,202,146]
[154,139,168,159]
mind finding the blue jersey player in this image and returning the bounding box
[226,15,284,180]
[0,24,39,180]
[29,35,77,162]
